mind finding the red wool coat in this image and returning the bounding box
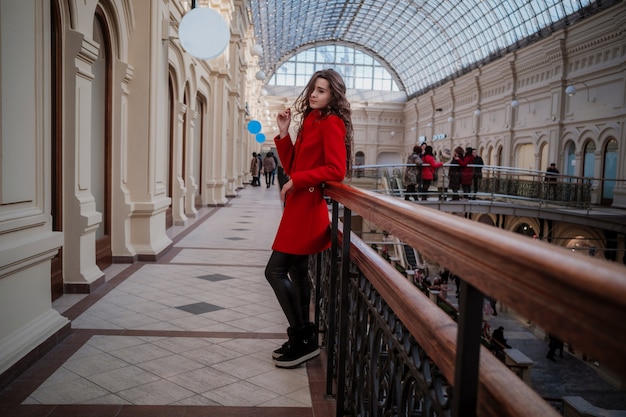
[421,154,443,180]
[272,110,347,255]
[459,155,474,185]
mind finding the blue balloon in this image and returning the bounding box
[248,120,262,134]
[255,133,266,143]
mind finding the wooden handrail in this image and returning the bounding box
[342,230,560,416]
[325,182,626,380]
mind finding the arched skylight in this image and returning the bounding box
[267,45,400,92]
[249,0,619,98]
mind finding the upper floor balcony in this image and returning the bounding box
[348,163,626,245]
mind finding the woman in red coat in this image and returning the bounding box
[266,69,353,368]
[458,147,475,199]
[419,145,443,200]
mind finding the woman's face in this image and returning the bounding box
[309,78,332,110]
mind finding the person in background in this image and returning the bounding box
[472,149,484,199]
[403,145,422,201]
[439,275,449,301]
[436,148,451,200]
[417,141,427,193]
[545,162,560,200]
[250,152,260,186]
[270,151,279,185]
[488,296,498,316]
[546,333,564,362]
[448,146,464,200]
[263,152,277,188]
[265,69,353,369]
[257,152,263,180]
[492,326,512,349]
[419,145,443,201]
[458,147,475,199]
[545,162,560,179]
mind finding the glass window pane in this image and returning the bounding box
[583,141,596,177]
[603,139,618,200]
[566,142,576,178]
[271,45,398,92]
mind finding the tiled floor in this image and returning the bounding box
[0,184,334,416]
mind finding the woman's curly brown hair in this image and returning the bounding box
[292,69,354,178]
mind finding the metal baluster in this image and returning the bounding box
[451,280,484,417]
[314,252,322,343]
[335,206,352,416]
[326,200,340,396]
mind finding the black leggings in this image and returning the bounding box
[265,251,310,329]
[421,180,432,199]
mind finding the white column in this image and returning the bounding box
[63,33,104,286]
[124,0,172,257]
[204,74,229,206]
[185,108,199,218]
[171,102,188,224]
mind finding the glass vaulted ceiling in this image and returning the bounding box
[249,0,616,98]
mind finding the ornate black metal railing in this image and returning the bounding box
[315,182,626,417]
[354,164,606,209]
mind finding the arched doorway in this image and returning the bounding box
[583,140,596,178]
[516,143,534,170]
[166,75,175,228]
[601,138,617,206]
[355,150,365,177]
[477,215,495,226]
[50,0,63,300]
[93,8,113,270]
[565,236,598,257]
[355,151,365,166]
[193,97,205,208]
[565,141,576,179]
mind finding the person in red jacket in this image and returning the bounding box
[457,147,475,199]
[419,145,443,200]
[266,69,353,368]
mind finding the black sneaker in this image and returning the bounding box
[274,324,320,368]
[272,340,289,359]
[272,327,294,359]
[274,342,320,368]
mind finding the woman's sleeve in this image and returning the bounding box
[274,133,295,174]
[289,116,346,188]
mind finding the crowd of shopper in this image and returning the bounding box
[403,143,484,201]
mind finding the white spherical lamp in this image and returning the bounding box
[178,8,230,60]
[565,85,577,96]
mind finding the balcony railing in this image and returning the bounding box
[314,181,626,417]
[352,164,620,209]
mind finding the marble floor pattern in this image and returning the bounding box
[1,184,333,417]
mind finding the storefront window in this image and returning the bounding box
[602,139,618,201]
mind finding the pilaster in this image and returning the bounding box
[63,31,104,287]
